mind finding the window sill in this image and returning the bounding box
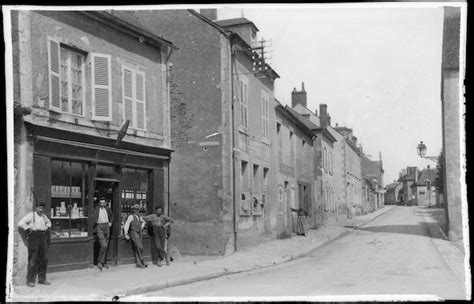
[238,127,249,136]
[50,236,93,244]
[261,137,271,146]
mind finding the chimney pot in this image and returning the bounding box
[319,104,328,128]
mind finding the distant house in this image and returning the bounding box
[397,167,419,205]
[384,182,403,205]
[412,166,440,207]
[360,154,385,212]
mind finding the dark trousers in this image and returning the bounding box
[152,226,168,263]
[130,230,145,266]
[27,231,48,284]
[95,224,110,265]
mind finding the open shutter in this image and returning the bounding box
[91,53,112,121]
[135,71,146,130]
[122,67,134,127]
[48,37,61,112]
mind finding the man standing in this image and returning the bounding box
[18,202,52,287]
[124,204,147,268]
[91,197,113,271]
[143,207,174,266]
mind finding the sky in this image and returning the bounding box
[216,3,447,184]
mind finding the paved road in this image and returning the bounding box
[135,206,466,300]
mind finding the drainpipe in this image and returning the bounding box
[230,35,238,253]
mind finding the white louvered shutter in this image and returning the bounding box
[91,54,112,121]
[135,71,146,130]
[122,67,134,128]
[48,37,61,112]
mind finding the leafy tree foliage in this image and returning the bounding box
[433,151,444,194]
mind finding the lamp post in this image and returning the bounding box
[416,141,439,163]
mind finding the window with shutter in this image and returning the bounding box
[239,76,249,129]
[49,38,85,116]
[261,91,269,139]
[91,53,112,121]
[122,65,146,131]
[48,38,61,112]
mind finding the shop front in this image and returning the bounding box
[27,123,172,272]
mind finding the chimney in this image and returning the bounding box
[319,104,328,128]
[327,114,331,127]
[291,82,307,108]
[200,9,217,21]
[314,109,318,116]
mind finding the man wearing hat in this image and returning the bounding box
[18,202,52,287]
[124,204,147,268]
[143,207,174,266]
[91,197,114,270]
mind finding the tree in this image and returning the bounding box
[433,151,444,194]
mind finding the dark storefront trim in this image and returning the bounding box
[26,123,172,272]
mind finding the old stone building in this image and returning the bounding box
[110,9,280,255]
[11,9,175,279]
[412,165,439,207]
[360,153,385,212]
[397,166,419,205]
[440,6,464,242]
[275,102,315,236]
[384,182,403,205]
[332,126,363,218]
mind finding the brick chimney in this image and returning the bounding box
[200,9,217,21]
[291,82,307,108]
[319,104,328,128]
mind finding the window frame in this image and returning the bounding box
[121,65,147,131]
[261,90,270,139]
[239,76,249,130]
[48,38,86,117]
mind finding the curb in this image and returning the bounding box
[103,269,227,300]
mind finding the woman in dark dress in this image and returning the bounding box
[291,207,309,236]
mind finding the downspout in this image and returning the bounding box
[344,140,349,219]
[230,37,237,253]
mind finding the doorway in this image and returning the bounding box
[93,178,120,265]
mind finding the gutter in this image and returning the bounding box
[80,11,178,51]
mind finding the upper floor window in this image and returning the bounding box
[261,91,269,139]
[48,38,85,116]
[48,37,112,121]
[122,66,146,130]
[239,76,249,129]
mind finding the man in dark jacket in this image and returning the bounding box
[91,197,114,270]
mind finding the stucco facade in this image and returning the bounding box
[117,9,280,255]
[11,10,174,280]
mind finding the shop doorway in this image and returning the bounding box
[93,178,120,265]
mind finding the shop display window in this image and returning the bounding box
[51,160,89,239]
[120,168,150,237]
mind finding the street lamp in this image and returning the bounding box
[416,141,439,163]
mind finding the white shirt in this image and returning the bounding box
[123,213,145,240]
[97,207,109,224]
[18,212,51,231]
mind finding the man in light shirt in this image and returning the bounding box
[91,197,114,271]
[18,202,52,287]
[124,204,147,268]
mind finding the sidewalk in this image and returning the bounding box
[8,206,395,302]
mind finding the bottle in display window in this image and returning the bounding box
[50,161,89,239]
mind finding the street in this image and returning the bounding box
[135,206,466,300]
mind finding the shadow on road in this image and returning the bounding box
[354,223,445,240]
[413,207,448,235]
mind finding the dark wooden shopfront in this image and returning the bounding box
[28,123,172,272]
